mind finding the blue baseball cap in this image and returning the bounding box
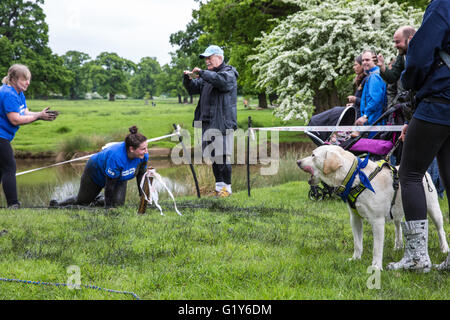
[199,45,224,59]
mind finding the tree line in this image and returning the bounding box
[1,0,428,109]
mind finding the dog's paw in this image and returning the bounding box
[370,264,383,271]
[441,243,449,254]
[348,256,361,262]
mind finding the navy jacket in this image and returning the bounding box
[183,63,239,133]
[401,0,450,126]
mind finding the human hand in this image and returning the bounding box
[400,124,408,142]
[355,116,368,126]
[348,95,356,103]
[39,107,59,121]
[377,54,386,73]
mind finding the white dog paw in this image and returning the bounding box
[370,264,383,271]
[348,256,361,262]
[441,244,449,254]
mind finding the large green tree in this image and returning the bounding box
[251,0,423,121]
[62,51,92,100]
[194,0,300,108]
[90,52,136,102]
[0,0,73,98]
[156,53,193,104]
[129,57,161,99]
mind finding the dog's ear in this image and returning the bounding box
[323,150,343,175]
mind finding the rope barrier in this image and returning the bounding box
[16,126,182,177]
[0,277,140,300]
[251,125,404,133]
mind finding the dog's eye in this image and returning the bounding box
[312,154,315,158]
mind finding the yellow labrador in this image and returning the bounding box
[297,145,448,270]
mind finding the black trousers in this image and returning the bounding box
[212,156,232,185]
[0,138,18,206]
[202,125,232,185]
[59,166,127,207]
[399,118,450,221]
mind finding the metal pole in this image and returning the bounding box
[173,124,201,198]
[247,117,252,197]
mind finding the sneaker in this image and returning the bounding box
[208,190,220,197]
[49,199,59,207]
[218,187,231,198]
[7,203,20,210]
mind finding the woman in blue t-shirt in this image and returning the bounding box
[0,64,58,209]
[50,126,149,208]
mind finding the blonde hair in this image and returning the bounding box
[2,64,31,86]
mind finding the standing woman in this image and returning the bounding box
[347,54,367,118]
[51,126,149,208]
[0,64,58,209]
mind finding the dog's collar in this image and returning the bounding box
[335,157,359,195]
[335,155,375,203]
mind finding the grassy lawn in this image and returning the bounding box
[15,97,308,155]
[0,181,449,300]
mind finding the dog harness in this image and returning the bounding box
[335,156,399,219]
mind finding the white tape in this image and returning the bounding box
[139,168,182,216]
[251,125,404,133]
[16,127,182,177]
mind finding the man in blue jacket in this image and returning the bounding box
[183,45,239,197]
[387,0,450,272]
[355,50,387,127]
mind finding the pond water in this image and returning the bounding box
[3,143,314,208]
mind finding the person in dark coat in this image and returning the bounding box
[183,45,239,197]
[387,0,450,272]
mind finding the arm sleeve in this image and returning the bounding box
[380,56,404,85]
[3,93,22,114]
[183,74,203,95]
[401,8,448,90]
[199,69,236,92]
[136,159,148,197]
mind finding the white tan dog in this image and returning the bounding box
[297,145,448,270]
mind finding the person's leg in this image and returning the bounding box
[388,118,449,272]
[76,169,102,205]
[0,139,19,207]
[436,135,450,210]
[398,118,448,221]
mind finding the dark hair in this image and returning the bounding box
[125,126,147,149]
[355,55,363,65]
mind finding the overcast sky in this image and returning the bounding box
[42,0,199,65]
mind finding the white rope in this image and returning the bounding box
[15,154,93,177]
[251,125,404,133]
[16,126,182,177]
[139,168,182,216]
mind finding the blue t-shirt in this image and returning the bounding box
[0,84,27,141]
[87,142,149,187]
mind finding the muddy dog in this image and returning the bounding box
[297,145,448,270]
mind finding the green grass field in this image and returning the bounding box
[2,97,450,301]
[16,98,308,155]
[0,182,449,300]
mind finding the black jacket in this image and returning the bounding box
[183,63,239,133]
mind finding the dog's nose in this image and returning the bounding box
[297,160,302,168]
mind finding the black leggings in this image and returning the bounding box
[0,138,18,206]
[399,118,450,221]
[58,167,127,207]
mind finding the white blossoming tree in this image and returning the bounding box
[250,0,423,122]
